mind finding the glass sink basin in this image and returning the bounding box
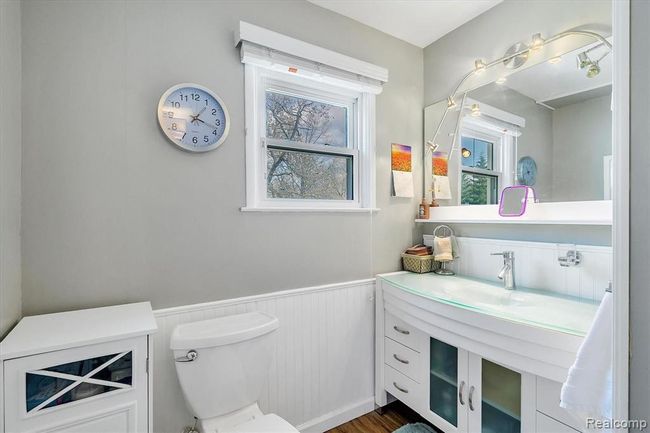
[379,272,599,336]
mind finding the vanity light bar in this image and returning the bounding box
[426,29,612,151]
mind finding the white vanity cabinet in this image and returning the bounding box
[382,312,535,433]
[376,273,592,433]
[0,303,157,433]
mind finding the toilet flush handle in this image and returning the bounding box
[175,350,198,362]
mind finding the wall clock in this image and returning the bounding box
[157,83,230,152]
[517,156,537,186]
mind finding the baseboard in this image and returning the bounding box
[296,397,376,433]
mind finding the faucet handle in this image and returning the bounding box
[491,251,514,259]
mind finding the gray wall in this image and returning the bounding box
[20,0,423,315]
[552,94,612,202]
[629,0,649,429]
[0,0,22,336]
[421,0,612,246]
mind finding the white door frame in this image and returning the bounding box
[612,0,630,430]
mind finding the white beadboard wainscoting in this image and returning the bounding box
[438,237,612,301]
[152,279,376,433]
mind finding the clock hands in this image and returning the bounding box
[190,107,207,125]
[194,117,220,130]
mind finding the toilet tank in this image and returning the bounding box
[170,312,279,419]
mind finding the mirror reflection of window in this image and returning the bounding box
[460,133,501,205]
[461,137,494,170]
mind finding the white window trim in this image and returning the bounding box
[459,127,504,205]
[238,23,384,212]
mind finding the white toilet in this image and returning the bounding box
[170,312,299,433]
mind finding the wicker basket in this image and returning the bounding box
[402,253,434,273]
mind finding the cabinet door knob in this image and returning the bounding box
[393,382,409,394]
[393,354,410,364]
[393,325,410,335]
[459,381,466,405]
[468,385,476,411]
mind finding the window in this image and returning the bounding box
[239,22,385,211]
[460,132,502,205]
[264,86,357,202]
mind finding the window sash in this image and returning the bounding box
[260,75,360,206]
[264,78,357,151]
[266,145,355,201]
[265,138,357,157]
[461,171,500,205]
[264,139,359,205]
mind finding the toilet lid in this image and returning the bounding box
[223,414,299,433]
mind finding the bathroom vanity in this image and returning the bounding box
[375,272,599,433]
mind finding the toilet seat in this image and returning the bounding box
[222,414,299,433]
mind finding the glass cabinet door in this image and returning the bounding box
[480,358,521,433]
[429,337,461,427]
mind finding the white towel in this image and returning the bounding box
[560,292,613,430]
[432,235,460,262]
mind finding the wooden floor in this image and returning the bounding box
[325,402,439,433]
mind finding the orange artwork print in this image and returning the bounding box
[432,151,448,176]
[391,143,412,172]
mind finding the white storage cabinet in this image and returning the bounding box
[0,303,157,433]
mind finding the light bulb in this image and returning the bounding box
[474,59,487,74]
[587,62,601,78]
[426,140,439,152]
[576,52,591,69]
[470,103,481,117]
[530,33,545,51]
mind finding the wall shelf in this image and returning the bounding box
[415,200,612,226]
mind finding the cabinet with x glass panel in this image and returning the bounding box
[1,303,156,433]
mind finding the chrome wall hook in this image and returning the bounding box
[558,249,581,267]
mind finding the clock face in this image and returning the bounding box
[157,83,230,152]
[517,156,537,186]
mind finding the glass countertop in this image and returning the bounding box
[379,272,599,336]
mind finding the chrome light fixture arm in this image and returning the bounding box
[427,28,612,153]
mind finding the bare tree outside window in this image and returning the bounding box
[265,91,352,200]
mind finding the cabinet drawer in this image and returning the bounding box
[384,312,424,352]
[536,377,583,431]
[384,364,422,411]
[536,412,580,433]
[384,337,422,382]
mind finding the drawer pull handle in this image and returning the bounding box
[393,325,410,335]
[393,382,409,394]
[393,354,410,364]
[469,385,475,411]
[459,381,466,405]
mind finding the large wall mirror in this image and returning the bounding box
[425,32,612,208]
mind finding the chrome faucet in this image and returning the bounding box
[491,251,515,290]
